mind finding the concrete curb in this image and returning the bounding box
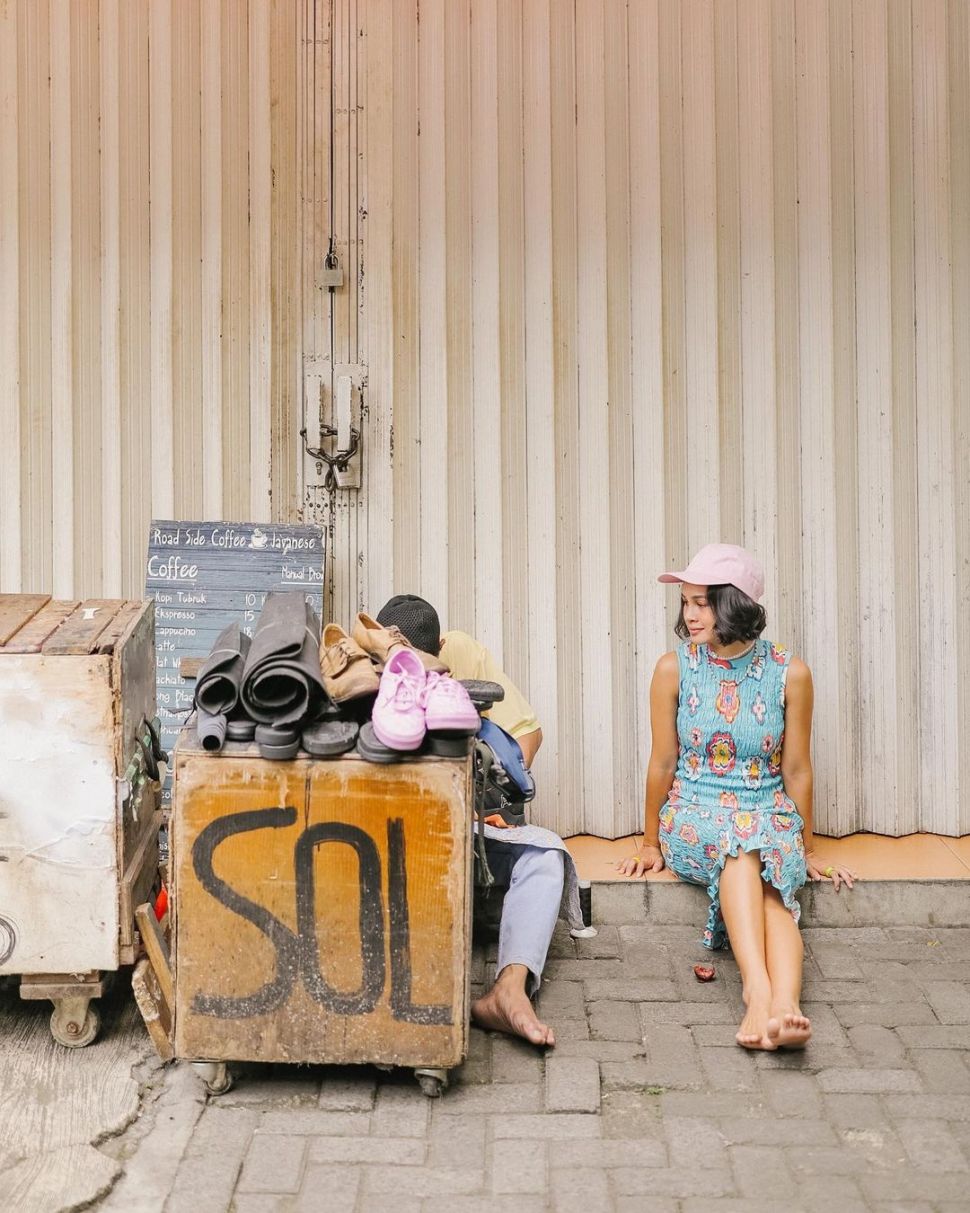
[591,879,970,928]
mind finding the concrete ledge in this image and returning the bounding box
[591,879,970,929]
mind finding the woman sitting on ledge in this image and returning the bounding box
[617,544,855,1050]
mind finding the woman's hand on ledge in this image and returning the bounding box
[615,844,665,879]
[805,852,857,892]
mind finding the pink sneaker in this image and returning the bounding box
[422,672,480,733]
[371,648,427,750]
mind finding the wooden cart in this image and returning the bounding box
[0,595,163,1045]
[137,726,473,1096]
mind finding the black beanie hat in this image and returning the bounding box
[376,594,441,657]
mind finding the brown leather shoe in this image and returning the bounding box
[320,623,381,702]
[352,611,448,672]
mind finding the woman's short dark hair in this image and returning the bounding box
[674,583,767,645]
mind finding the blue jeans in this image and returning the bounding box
[483,840,564,993]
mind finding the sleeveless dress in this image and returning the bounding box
[659,638,807,949]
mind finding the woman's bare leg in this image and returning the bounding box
[718,850,774,1049]
[763,886,811,1048]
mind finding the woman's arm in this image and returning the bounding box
[616,652,680,877]
[781,658,854,891]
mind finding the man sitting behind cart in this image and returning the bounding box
[377,594,564,1048]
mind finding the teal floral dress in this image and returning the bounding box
[659,639,807,949]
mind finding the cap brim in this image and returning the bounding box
[657,571,687,585]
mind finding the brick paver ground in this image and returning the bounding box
[101,923,970,1212]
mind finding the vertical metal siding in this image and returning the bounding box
[2,0,969,839]
[364,0,970,838]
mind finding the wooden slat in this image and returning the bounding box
[0,599,79,653]
[0,595,51,646]
[132,956,174,1061]
[134,903,174,1021]
[94,599,144,654]
[42,598,123,655]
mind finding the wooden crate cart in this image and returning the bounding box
[0,595,163,1045]
[144,728,473,1096]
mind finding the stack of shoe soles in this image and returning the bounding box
[192,598,497,765]
[193,593,355,761]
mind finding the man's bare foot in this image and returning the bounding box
[736,1000,776,1050]
[471,969,555,1047]
[766,1009,812,1049]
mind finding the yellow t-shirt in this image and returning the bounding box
[439,630,540,740]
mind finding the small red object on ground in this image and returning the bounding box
[154,886,168,922]
[693,964,716,982]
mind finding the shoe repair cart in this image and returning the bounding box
[0,595,163,1046]
[134,726,473,1098]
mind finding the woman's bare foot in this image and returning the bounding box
[736,999,776,1050]
[471,967,555,1047]
[766,1008,812,1049]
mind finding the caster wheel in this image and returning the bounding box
[414,1067,448,1098]
[50,1000,100,1048]
[193,1061,233,1096]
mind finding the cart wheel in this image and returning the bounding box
[193,1061,234,1096]
[414,1068,448,1098]
[50,999,100,1048]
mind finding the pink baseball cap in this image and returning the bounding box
[658,543,765,602]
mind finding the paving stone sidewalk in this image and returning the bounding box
[91,921,970,1213]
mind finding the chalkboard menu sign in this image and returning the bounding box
[146,520,327,805]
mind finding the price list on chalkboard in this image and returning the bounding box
[146,520,327,805]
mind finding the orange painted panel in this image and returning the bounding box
[172,741,472,1068]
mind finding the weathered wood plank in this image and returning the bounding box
[42,599,123,655]
[134,903,174,1015]
[0,598,72,652]
[0,595,51,646]
[172,747,471,1068]
[93,599,143,654]
[132,956,174,1061]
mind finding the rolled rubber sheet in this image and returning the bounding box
[241,591,326,725]
[194,622,252,715]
